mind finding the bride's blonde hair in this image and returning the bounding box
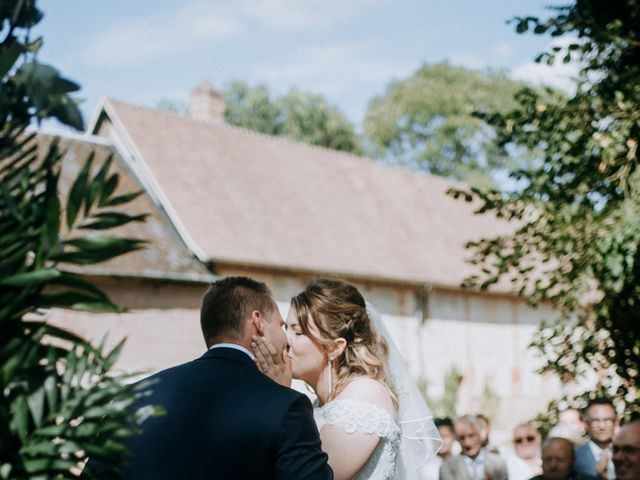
[291,278,397,406]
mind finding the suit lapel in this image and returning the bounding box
[455,455,472,480]
[587,442,597,465]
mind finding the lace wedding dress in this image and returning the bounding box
[314,398,401,480]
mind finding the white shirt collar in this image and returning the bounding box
[209,343,256,361]
[588,439,604,456]
[588,440,616,480]
[464,448,486,464]
[463,449,487,480]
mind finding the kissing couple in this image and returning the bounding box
[95,276,441,479]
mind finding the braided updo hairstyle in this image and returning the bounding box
[291,278,397,405]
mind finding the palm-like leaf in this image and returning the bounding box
[0,124,154,480]
[1,2,160,477]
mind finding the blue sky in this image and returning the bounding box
[37,0,576,130]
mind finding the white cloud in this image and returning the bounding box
[78,2,244,68]
[448,47,513,71]
[448,53,487,71]
[75,0,398,69]
[251,41,416,123]
[253,41,415,95]
[493,42,514,59]
[510,60,578,93]
[241,0,392,31]
[510,38,581,93]
[448,38,580,93]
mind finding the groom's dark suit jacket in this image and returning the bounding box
[107,347,332,480]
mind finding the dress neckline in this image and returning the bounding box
[317,397,397,421]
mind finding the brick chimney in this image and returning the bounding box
[189,80,225,124]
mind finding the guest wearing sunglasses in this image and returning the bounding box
[505,423,542,480]
[548,408,586,446]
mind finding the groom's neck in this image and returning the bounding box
[210,333,252,352]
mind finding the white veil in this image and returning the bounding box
[366,302,442,480]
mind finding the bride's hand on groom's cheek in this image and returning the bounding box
[251,335,292,387]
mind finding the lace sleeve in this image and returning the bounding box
[314,399,400,439]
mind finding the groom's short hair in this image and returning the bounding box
[200,276,274,347]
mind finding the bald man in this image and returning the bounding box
[530,437,597,480]
[612,420,640,480]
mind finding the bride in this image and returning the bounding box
[252,278,441,480]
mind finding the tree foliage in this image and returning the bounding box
[158,82,363,154]
[0,2,82,133]
[1,1,156,477]
[363,63,537,188]
[451,0,640,415]
[223,81,363,154]
[419,366,463,420]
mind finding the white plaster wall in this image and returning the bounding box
[45,275,564,441]
[44,307,204,379]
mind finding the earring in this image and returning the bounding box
[328,357,333,397]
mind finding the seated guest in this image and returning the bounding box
[477,413,500,454]
[504,423,542,480]
[436,417,456,462]
[440,414,507,480]
[612,419,640,480]
[531,437,598,480]
[575,398,618,479]
[549,408,586,446]
[559,408,586,441]
[425,418,456,480]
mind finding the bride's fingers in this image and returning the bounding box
[254,335,281,364]
[253,336,276,366]
[263,338,280,363]
[251,341,270,372]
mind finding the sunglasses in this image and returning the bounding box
[611,445,640,457]
[514,435,537,444]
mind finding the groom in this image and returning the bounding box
[113,276,333,479]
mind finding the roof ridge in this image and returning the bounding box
[105,98,456,188]
[35,127,116,147]
[106,97,367,157]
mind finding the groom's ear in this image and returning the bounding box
[250,310,265,336]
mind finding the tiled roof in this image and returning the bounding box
[92,99,513,289]
[39,133,213,282]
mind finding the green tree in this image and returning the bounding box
[223,81,363,154]
[222,82,281,136]
[479,380,500,425]
[158,82,363,154]
[1,1,156,477]
[418,366,462,419]
[364,63,538,188]
[450,0,640,415]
